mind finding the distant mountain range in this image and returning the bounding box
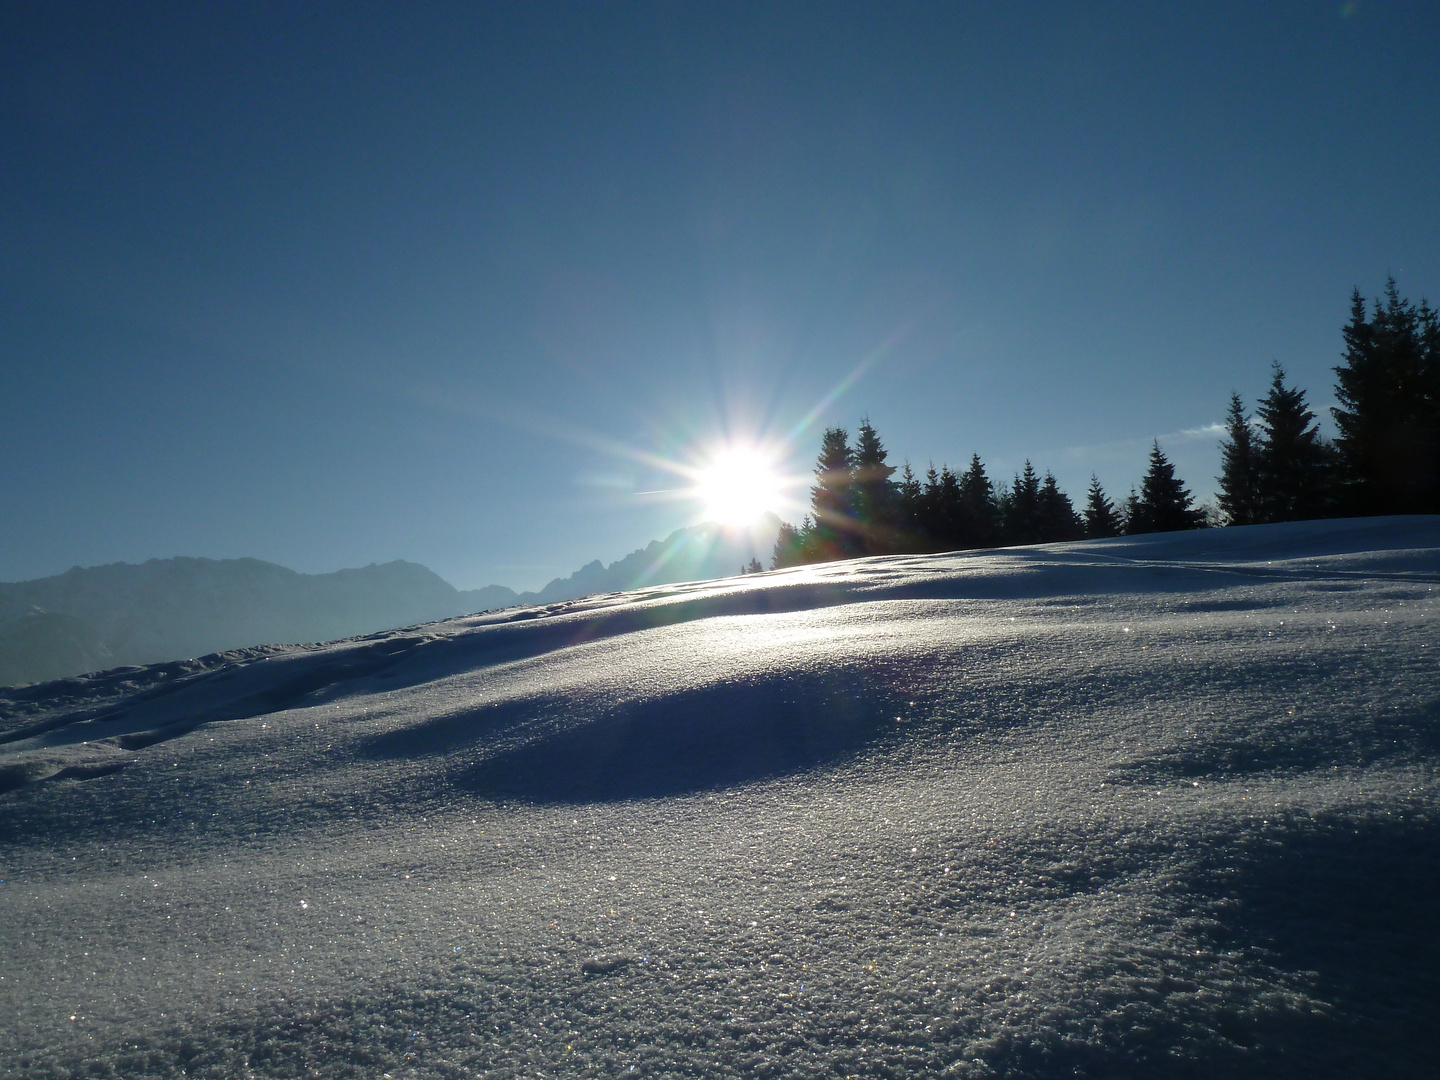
[0,516,779,687]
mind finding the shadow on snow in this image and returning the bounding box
[447,670,905,804]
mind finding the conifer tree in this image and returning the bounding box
[934,465,963,549]
[852,418,899,553]
[808,427,857,560]
[1120,487,1140,533]
[1083,475,1121,538]
[1332,280,1440,514]
[1002,461,1042,545]
[771,520,806,569]
[1128,441,1205,533]
[957,453,998,548]
[914,463,940,550]
[1217,391,1261,526]
[1036,472,1084,542]
[1255,362,1333,522]
[895,461,923,551]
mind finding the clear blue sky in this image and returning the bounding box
[3,2,1437,591]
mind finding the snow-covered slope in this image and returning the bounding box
[1,517,1437,1078]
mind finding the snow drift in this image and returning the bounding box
[1,517,1437,1078]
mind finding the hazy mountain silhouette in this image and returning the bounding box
[0,517,779,686]
[0,558,468,687]
[516,515,780,605]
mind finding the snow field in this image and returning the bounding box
[1,518,1437,1078]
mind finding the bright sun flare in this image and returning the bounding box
[694,447,782,526]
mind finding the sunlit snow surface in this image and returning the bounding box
[2,518,1438,1079]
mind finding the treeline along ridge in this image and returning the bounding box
[773,278,1439,568]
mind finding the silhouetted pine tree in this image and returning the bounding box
[852,418,899,553]
[770,520,806,569]
[1255,362,1334,522]
[1083,475,1121,538]
[1217,391,1261,526]
[808,427,857,560]
[1119,487,1140,533]
[893,461,922,550]
[1128,441,1205,533]
[934,466,964,548]
[1001,461,1043,545]
[1332,280,1440,514]
[1036,473,1084,542]
[799,516,829,563]
[957,454,998,548]
[913,464,946,550]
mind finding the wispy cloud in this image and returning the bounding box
[1058,421,1223,462]
[1173,422,1226,441]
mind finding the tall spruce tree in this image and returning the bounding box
[1332,280,1440,514]
[1036,473,1084,542]
[771,519,805,569]
[957,454,998,548]
[1120,487,1140,533]
[808,427,857,560]
[852,418,899,553]
[914,464,940,550]
[1002,461,1043,545]
[1083,474,1121,538]
[1128,441,1205,533]
[918,464,964,550]
[895,461,922,551]
[1255,362,1333,522]
[936,466,964,548]
[1217,391,1261,526]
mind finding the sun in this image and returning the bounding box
[694,447,782,526]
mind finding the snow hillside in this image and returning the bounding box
[1,517,1437,1078]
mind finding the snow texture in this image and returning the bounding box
[1,517,1437,1079]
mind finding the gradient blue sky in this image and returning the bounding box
[3,2,1437,591]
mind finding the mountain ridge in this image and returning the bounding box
[0,516,779,686]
